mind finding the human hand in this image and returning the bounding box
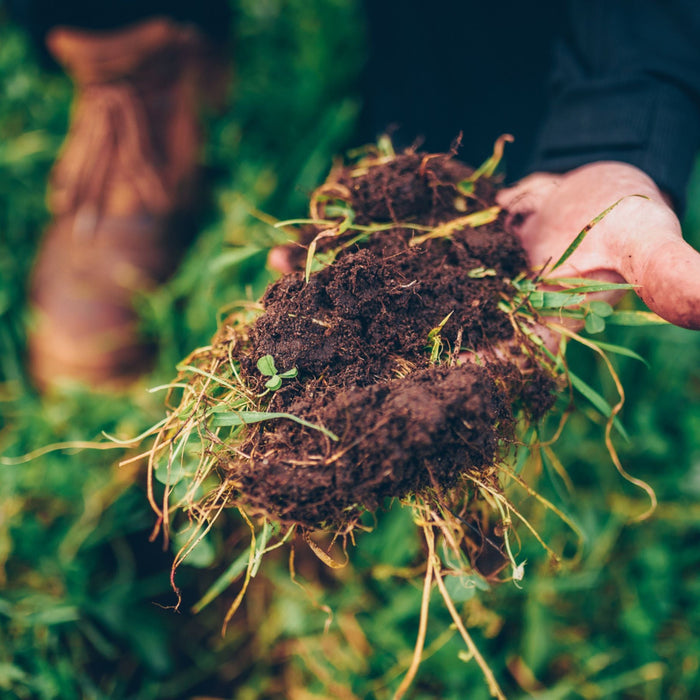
[496,161,700,329]
[268,243,296,275]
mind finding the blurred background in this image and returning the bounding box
[1,1,699,698]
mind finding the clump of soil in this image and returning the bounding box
[214,149,554,528]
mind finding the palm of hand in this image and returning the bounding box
[497,162,700,329]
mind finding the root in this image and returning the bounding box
[392,519,435,700]
[551,323,657,521]
[425,515,507,700]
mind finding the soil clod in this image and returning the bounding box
[210,149,555,528]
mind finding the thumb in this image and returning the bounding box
[626,236,700,329]
[607,197,700,329]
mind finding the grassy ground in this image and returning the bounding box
[1,2,700,698]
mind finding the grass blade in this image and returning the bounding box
[210,410,339,441]
[192,550,248,613]
[568,370,629,441]
[409,207,500,247]
[605,311,669,326]
[529,291,586,309]
[209,246,266,274]
[547,282,637,294]
[586,340,649,366]
[460,133,514,186]
[551,196,647,272]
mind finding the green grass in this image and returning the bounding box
[1,1,700,698]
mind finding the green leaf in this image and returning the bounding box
[587,340,649,366]
[464,207,501,227]
[605,311,670,326]
[279,367,298,379]
[468,266,497,279]
[588,301,614,317]
[208,246,265,274]
[427,312,453,342]
[550,309,587,320]
[0,663,28,685]
[274,217,335,227]
[325,204,355,221]
[568,370,629,441]
[0,130,52,165]
[377,133,395,157]
[530,291,586,309]
[169,478,202,506]
[250,520,279,577]
[513,278,537,293]
[444,574,479,603]
[265,375,283,390]
[25,605,81,626]
[256,354,277,376]
[210,410,339,441]
[585,313,607,334]
[457,180,475,195]
[540,446,573,503]
[430,337,443,365]
[173,528,216,568]
[192,548,250,613]
[153,461,188,486]
[193,521,293,614]
[462,133,513,184]
[544,279,637,294]
[409,207,500,247]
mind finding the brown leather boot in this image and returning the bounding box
[28,18,227,391]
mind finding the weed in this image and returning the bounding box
[256,353,299,390]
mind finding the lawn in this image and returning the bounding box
[1,2,700,698]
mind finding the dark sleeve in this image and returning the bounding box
[529,0,700,211]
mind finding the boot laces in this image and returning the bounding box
[50,80,172,226]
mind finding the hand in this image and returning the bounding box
[268,244,296,275]
[496,161,700,329]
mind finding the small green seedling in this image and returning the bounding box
[427,312,454,364]
[468,266,497,279]
[257,354,298,390]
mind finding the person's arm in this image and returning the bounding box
[498,0,700,329]
[529,0,700,213]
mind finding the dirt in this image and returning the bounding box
[218,149,555,528]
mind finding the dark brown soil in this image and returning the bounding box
[218,150,555,528]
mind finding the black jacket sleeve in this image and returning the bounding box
[529,0,700,211]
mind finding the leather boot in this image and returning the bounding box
[28,18,227,391]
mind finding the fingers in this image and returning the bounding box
[495,172,561,211]
[267,245,296,275]
[495,173,561,237]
